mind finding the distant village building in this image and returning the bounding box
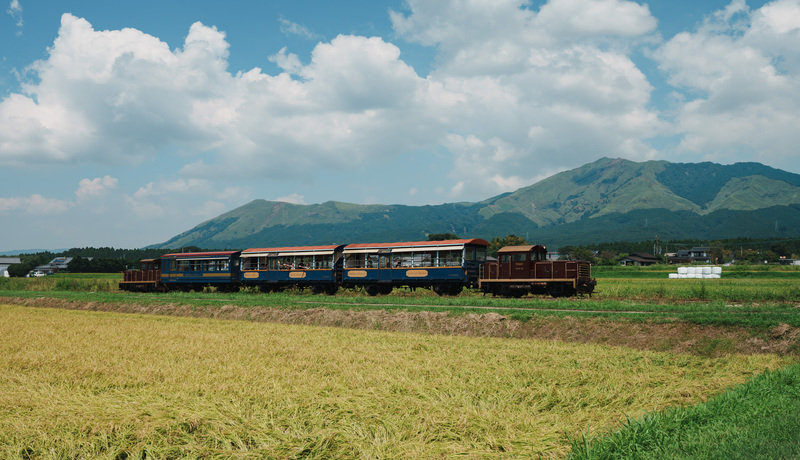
[619,252,660,266]
[1,257,21,277]
[31,256,91,276]
[668,247,711,264]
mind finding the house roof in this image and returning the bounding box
[623,252,659,261]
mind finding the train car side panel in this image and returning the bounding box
[160,251,241,292]
[480,245,595,297]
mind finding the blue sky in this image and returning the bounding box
[2,0,798,251]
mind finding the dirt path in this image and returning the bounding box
[3,296,798,356]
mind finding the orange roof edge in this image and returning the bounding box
[344,239,489,249]
[242,245,344,253]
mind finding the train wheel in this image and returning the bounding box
[365,285,380,296]
[325,285,338,295]
[549,283,569,298]
[380,285,393,295]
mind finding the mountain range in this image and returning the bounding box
[153,157,800,250]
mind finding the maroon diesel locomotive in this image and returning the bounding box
[479,245,595,297]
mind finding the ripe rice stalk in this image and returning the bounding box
[0,304,789,458]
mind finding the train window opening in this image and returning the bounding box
[345,253,379,268]
[414,252,433,267]
[442,250,462,266]
[242,257,266,270]
[500,254,510,263]
[476,248,487,262]
[345,254,363,268]
[513,254,527,262]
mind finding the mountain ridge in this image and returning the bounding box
[153,157,800,249]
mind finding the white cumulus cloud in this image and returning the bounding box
[654,0,800,166]
[3,0,800,213]
[7,0,22,35]
[76,175,118,200]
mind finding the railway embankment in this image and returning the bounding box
[3,295,798,357]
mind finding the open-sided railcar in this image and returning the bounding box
[341,239,489,296]
[160,251,241,292]
[239,245,344,294]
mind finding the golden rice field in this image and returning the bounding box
[0,304,790,459]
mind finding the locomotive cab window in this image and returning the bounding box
[513,254,527,262]
[500,254,510,263]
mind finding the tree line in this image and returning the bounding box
[5,246,207,277]
[6,235,800,277]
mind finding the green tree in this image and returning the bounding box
[598,250,619,265]
[709,241,731,265]
[488,235,528,256]
[7,262,33,277]
[571,247,596,262]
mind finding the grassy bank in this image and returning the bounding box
[569,361,800,459]
[3,280,800,331]
[0,304,790,459]
[593,264,800,279]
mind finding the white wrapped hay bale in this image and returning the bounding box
[702,267,712,275]
[678,267,688,275]
[712,267,722,275]
[669,274,679,279]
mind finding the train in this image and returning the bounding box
[119,239,596,298]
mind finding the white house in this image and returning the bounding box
[0,257,21,277]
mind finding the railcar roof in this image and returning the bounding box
[344,239,489,250]
[242,245,344,254]
[497,245,547,253]
[161,251,240,258]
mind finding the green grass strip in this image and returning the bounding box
[568,361,800,459]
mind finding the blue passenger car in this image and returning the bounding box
[160,251,241,292]
[239,245,345,294]
[341,239,489,296]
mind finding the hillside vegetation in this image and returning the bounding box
[153,158,800,250]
